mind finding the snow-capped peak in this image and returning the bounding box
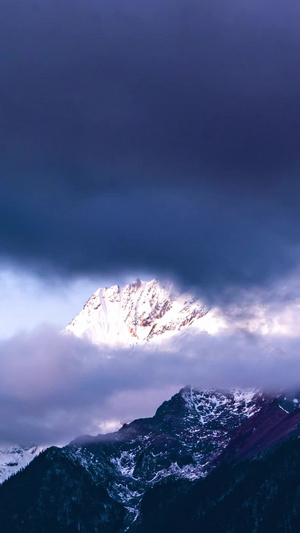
[0,444,44,484]
[65,278,208,346]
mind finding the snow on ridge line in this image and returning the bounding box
[0,387,267,486]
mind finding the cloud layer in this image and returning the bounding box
[1,0,300,298]
[1,323,300,446]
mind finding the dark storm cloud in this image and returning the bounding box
[1,0,300,295]
[1,325,300,445]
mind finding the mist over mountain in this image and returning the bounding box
[2,278,300,449]
[4,268,300,532]
[1,278,300,530]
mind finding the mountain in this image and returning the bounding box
[2,386,300,531]
[66,387,264,519]
[65,278,214,345]
[135,393,300,532]
[0,386,264,528]
[65,277,287,345]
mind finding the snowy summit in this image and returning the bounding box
[65,278,210,346]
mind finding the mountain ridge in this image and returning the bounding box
[2,386,300,531]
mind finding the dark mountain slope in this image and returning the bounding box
[0,447,124,533]
[136,435,300,533]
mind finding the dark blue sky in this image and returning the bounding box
[1,0,300,301]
